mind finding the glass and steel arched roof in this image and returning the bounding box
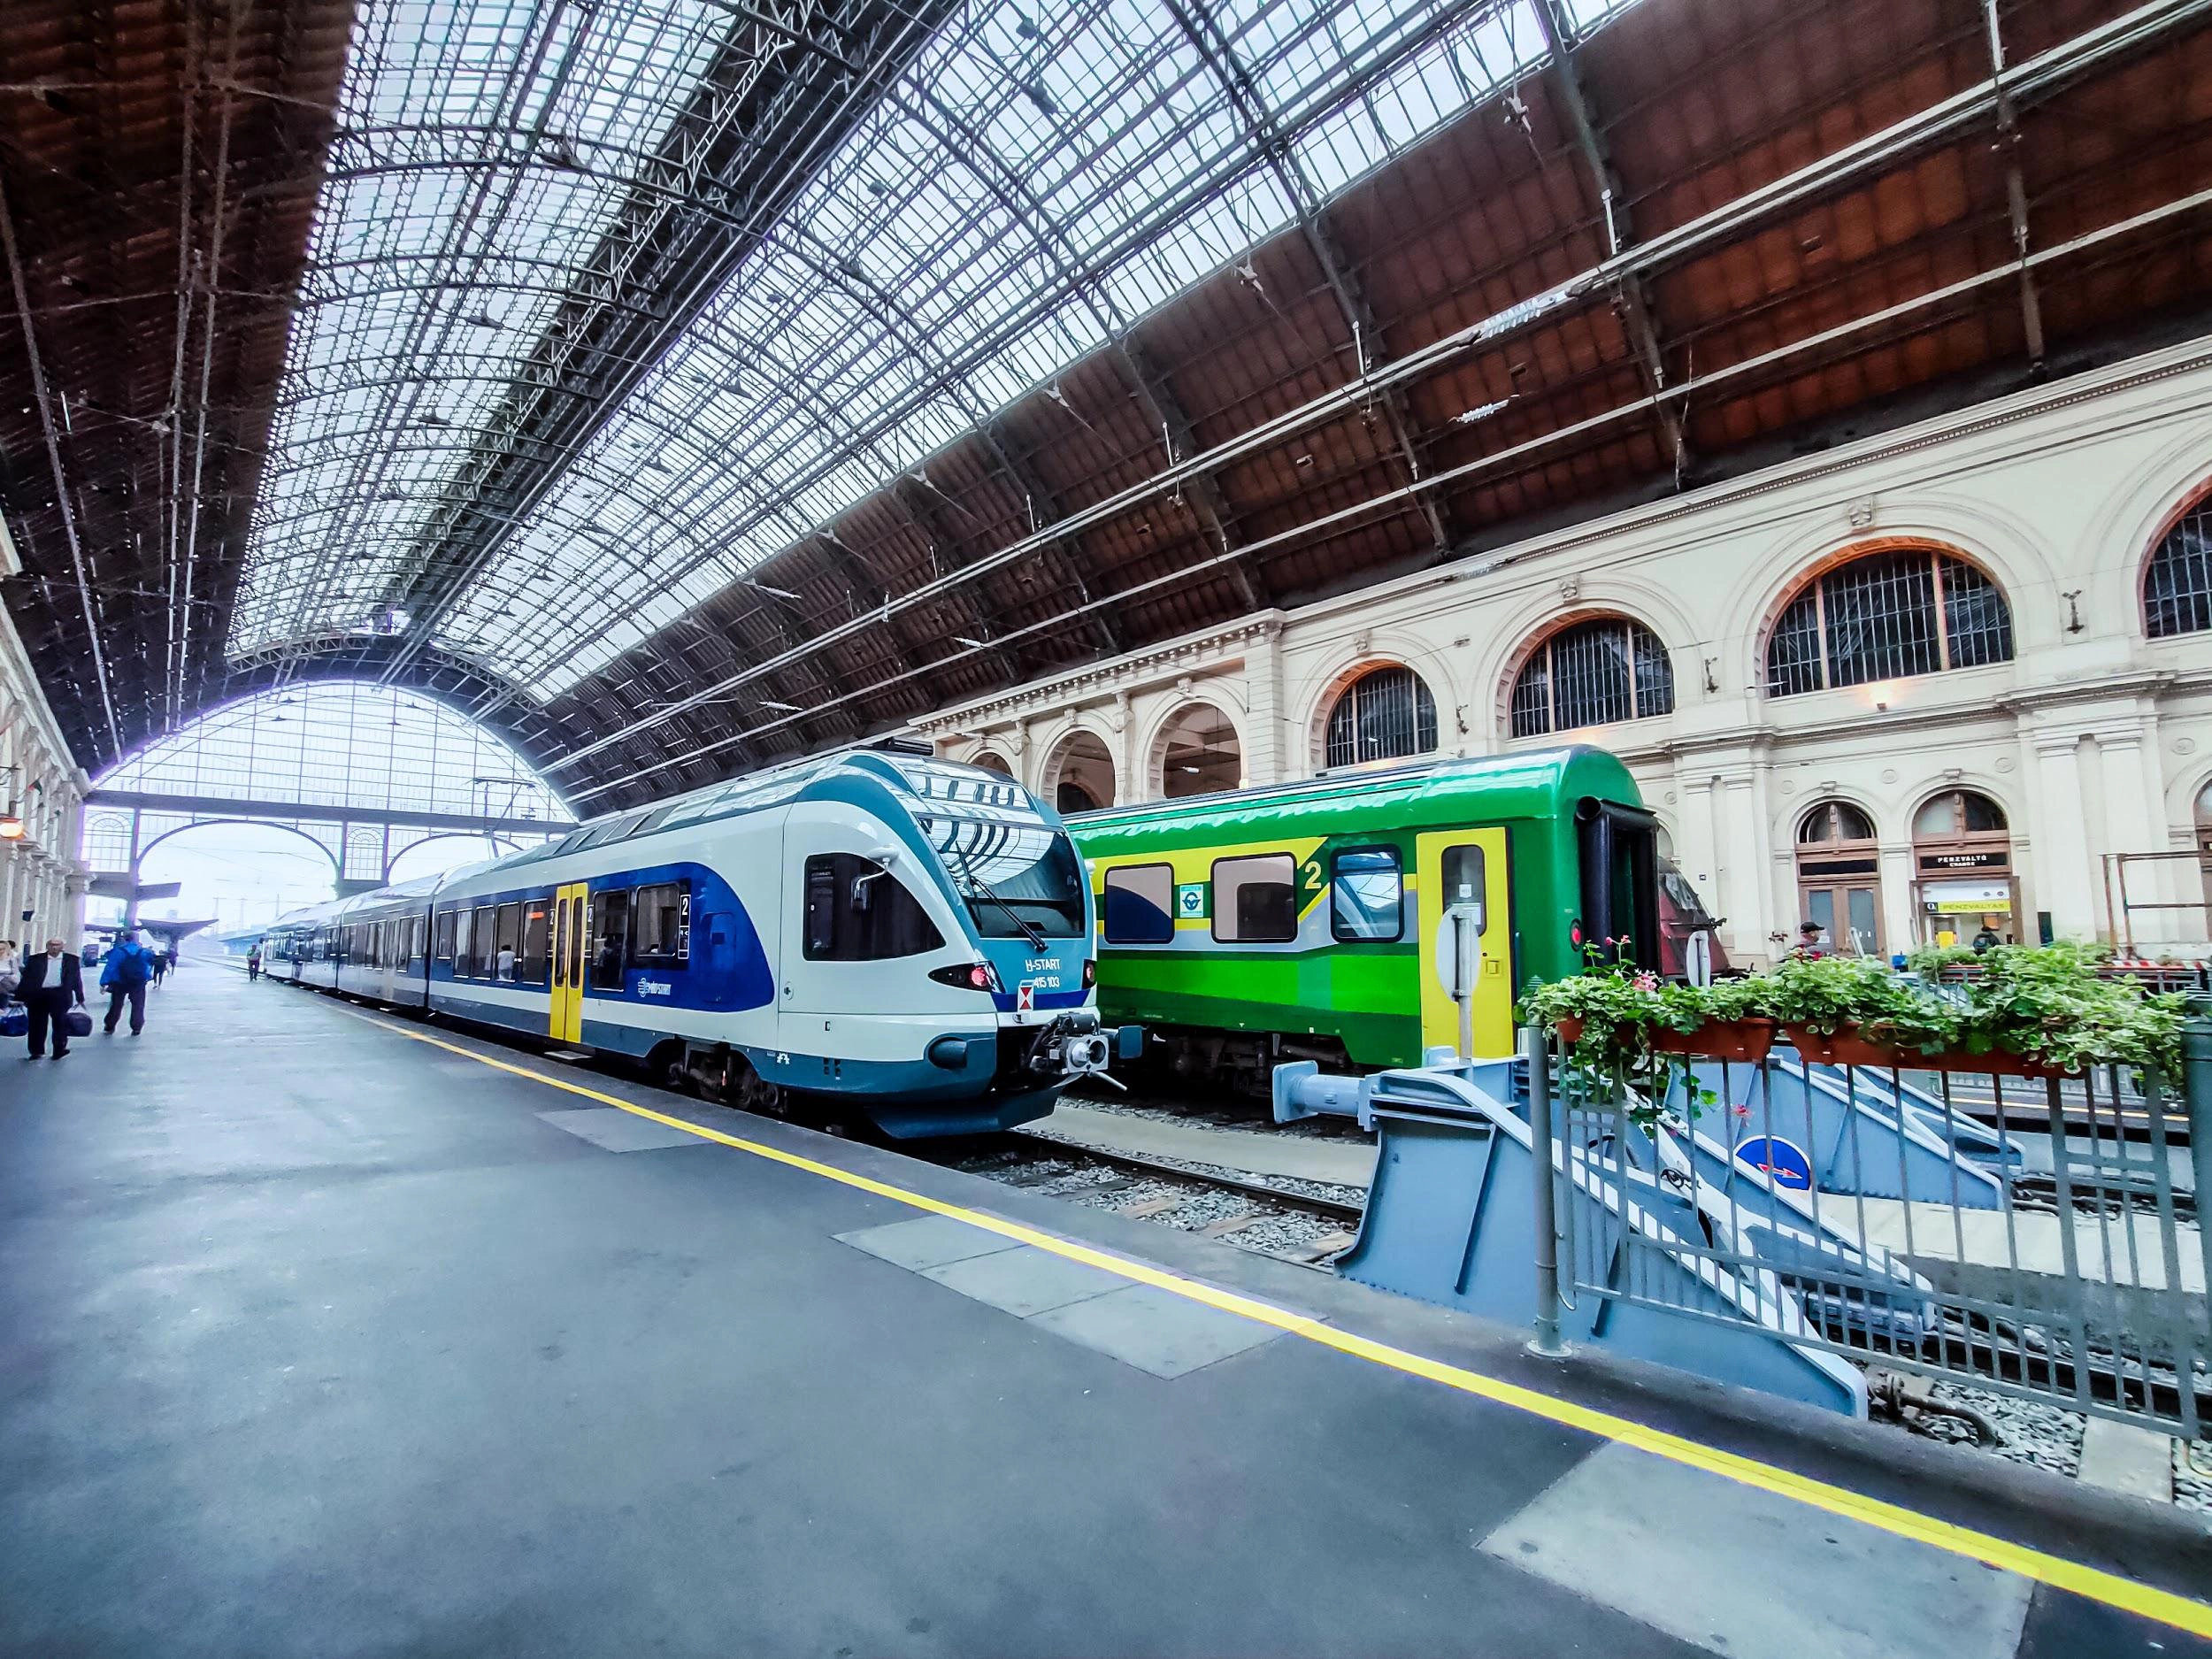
[97,682,573,823]
[231,0,1639,700]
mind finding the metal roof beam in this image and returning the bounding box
[1115,342,1267,611]
[1533,0,1687,480]
[1164,0,1452,557]
[535,0,2210,782]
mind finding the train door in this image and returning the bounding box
[1414,827,1512,1059]
[549,880,588,1043]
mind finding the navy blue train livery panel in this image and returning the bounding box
[262,745,1134,1137]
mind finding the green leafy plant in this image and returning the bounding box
[1519,940,2184,1082]
[1517,944,1714,1125]
[1752,953,1960,1054]
[1939,942,2182,1077]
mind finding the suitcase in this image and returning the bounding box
[62,1006,93,1038]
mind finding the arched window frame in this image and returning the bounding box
[2142,485,2212,640]
[1508,613,1674,738]
[1323,664,1438,770]
[1764,543,2014,699]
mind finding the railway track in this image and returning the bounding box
[928,1127,1366,1268]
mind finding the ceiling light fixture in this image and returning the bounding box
[759,700,802,712]
[742,579,801,601]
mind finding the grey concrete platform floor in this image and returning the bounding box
[2,969,2206,1659]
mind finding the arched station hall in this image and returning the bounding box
[4,0,2211,1653]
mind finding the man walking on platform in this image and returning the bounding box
[100,932,155,1037]
[18,938,85,1060]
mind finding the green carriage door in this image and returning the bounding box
[1414,827,1511,1059]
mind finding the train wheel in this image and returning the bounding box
[649,1041,692,1096]
[721,1054,785,1118]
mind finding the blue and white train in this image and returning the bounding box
[262,743,1133,1137]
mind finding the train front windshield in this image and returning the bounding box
[924,818,1088,939]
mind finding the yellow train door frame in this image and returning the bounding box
[549,881,588,1043]
[1414,827,1513,1059]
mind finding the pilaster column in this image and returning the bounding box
[2028,730,2097,940]
[1242,619,1286,787]
[1110,692,1138,805]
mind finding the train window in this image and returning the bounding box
[434,909,457,963]
[517,901,551,984]
[470,906,498,976]
[1211,854,1298,944]
[1440,845,1487,933]
[1330,848,1404,942]
[493,903,521,981]
[803,853,945,961]
[590,889,632,989]
[631,881,691,967]
[1102,864,1175,945]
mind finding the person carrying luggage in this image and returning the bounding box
[100,932,155,1037]
[18,938,85,1060]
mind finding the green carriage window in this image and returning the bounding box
[1211,854,1297,944]
[1102,864,1176,944]
[1330,848,1404,942]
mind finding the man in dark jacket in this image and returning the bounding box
[18,937,85,1060]
[101,933,154,1036]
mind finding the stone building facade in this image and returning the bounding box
[916,337,2212,970]
[0,541,88,950]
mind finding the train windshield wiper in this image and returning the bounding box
[939,835,1046,948]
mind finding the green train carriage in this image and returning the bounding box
[1066,748,1658,1092]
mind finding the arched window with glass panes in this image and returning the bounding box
[2145,492,2212,638]
[1510,616,1673,737]
[1324,666,1437,769]
[1766,548,2013,697]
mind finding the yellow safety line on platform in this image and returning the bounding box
[342,1005,2212,1639]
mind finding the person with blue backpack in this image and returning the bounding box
[100,931,156,1037]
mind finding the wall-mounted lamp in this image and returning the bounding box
[0,764,20,840]
[2062,589,2084,634]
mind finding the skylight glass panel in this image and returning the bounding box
[349,0,1649,701]
[228,0,734,664]
[98,683,572,821]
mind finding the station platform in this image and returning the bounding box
[3,968,2207,1658]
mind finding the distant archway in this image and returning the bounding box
[969,749,1013,777]
[130,821,342,935]
[1155,703,1241,798]
[1044,730,1116,813]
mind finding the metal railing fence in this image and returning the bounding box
[1526,1031,2211,1439]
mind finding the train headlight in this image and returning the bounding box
[1082,957,1096,989]
[929,961,1001,993]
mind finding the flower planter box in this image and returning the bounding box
[1548,1016,1777,1062]
[1649,1017,1778,1063]
[1784,1024,2065,1079]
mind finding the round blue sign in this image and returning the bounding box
[1734,1134,1813,1190]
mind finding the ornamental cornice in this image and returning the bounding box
[915,614,1281,735]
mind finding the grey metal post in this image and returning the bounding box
[1525,1024,1569,1357]
[2182,1009,2212,1311]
